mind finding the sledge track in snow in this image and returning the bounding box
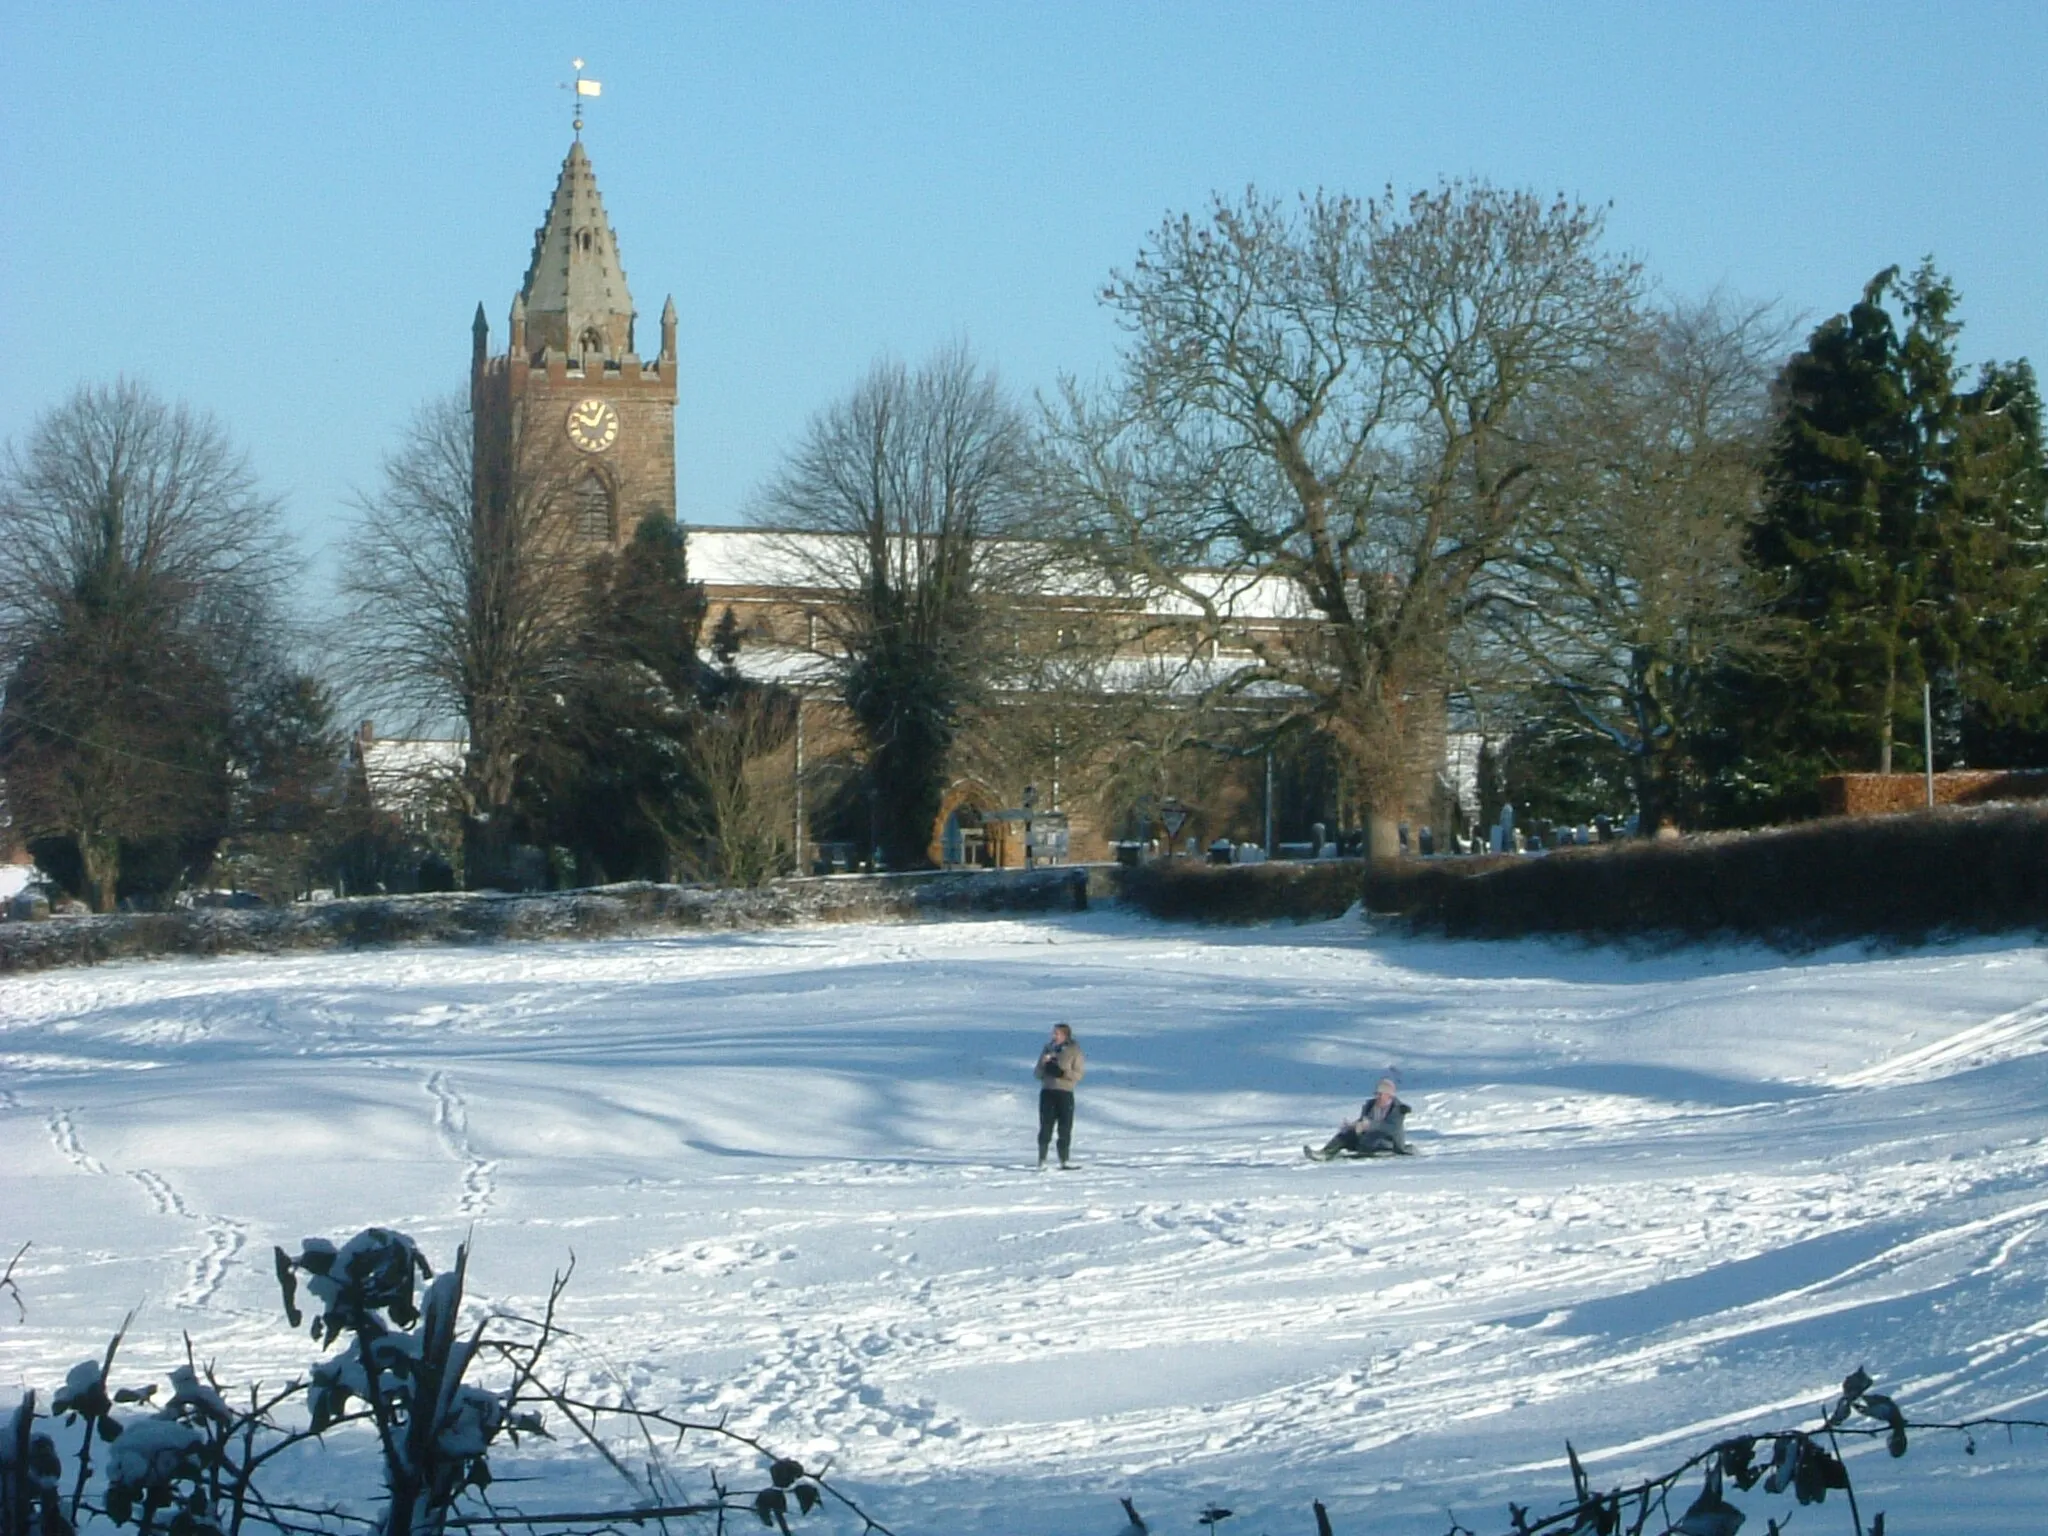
[613,1131,2048,1483]
[1835,994,2048,1087]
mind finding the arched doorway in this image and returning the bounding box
[935,781,1000,868]
[941,804,987,868]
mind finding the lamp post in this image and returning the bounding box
[792,689,806,874]
[1022,783,1039,870]
[1924,679,1935,809]
[1264,748,1274,856]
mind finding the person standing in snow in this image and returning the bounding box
[1034,1022,1085,1168]
[1308,1076,1412,1159]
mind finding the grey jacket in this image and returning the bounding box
[1350,1095,1407,1132]
[1035,1039,1086,1090]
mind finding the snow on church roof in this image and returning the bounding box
[679,526,1316,622]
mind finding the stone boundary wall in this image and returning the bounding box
[1820,770,2048,816]
[0,868,1091,976]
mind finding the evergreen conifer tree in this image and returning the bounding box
[1721,264,2047,816]
[515,517,708,883]
[1946,360,2048,764]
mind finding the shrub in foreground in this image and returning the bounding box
[2,1229,884,1536]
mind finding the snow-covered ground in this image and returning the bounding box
[4,910,2046,1533]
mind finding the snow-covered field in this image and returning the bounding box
[5,910,2047,1533]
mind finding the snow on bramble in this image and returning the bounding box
[3,910,2046,1534]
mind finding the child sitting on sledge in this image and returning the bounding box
[1307,1076,1412,1159]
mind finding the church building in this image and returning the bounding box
[446,129,1457,876]
[470,133,678,545]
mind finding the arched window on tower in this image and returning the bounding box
[579,326,606,359]
[572,471,614,543]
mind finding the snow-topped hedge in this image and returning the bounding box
[0,869,1090,974]
[1367,801,2048,945]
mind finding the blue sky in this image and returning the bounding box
[3,3,2044,600]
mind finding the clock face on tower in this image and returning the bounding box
[565,398,620,454]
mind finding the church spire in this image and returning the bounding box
[518,140,635,365]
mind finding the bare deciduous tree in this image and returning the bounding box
[0,380,295,908]
[338,394,586,882]
[949,605,1260,853]
[1478,296,1789,830]
[1043,185,1641,856]
[757,345,1034,869]
[656,684,796,886]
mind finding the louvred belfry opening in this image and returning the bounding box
[573,471,614,542]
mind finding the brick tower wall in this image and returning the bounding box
[473,350,677,545]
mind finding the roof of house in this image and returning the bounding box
[359,738,465,805]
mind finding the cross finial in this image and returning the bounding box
[569,57,602,138]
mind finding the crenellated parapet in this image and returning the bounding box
[469,341,675,389]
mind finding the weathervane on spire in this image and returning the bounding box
[568,57,602,138]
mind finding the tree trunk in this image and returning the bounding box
[1333,681,1413,866]
[1635,734,1679,837]
[1364,808,1402,864]
[79,831,119,914]
[463,815,507,892]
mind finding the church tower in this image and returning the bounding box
[471,136,678,544]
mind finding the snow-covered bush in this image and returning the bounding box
[2,1229,882,1536]
[274,1230,522,1533]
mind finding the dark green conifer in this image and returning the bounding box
[1720,264,2047,817]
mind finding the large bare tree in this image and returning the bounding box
[337,394,587,881]
[1043,185,1640,856]
[663,679,797,886]
[1478,296,1788,829]
[0,380,295,908]
[757,344,1034,869]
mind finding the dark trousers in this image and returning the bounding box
[1321,1126,1401,1158]
[1037,1088,1075,1165]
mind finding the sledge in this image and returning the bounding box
[1303,1143,1414,1162]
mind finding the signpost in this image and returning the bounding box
[1158,798,1190,848]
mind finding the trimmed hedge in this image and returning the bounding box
[0,868,1090,975]
[1112,858,1369,924]
[15,807,2046,971]
[1365,803,2048,946]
